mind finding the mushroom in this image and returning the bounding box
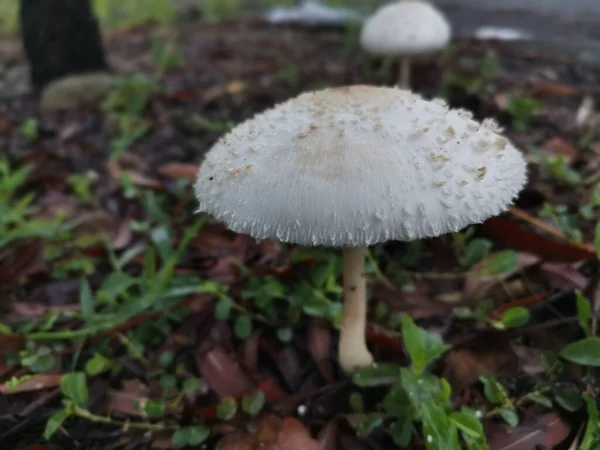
[360,1,451,89]
[194,85,527,373]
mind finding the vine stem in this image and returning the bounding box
[73,405,176,432]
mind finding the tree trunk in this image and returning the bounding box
[20,0,108,92]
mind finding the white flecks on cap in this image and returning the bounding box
[194,85,527,247]
[360,1,451,55]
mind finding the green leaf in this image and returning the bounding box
[150,225,173,262]
[401,314,451,374]
[554,387,584,412]
[301,295,332,318]
[349,392,364,413]
[43,409,69,440]
[160,374,177,392]
[391,419,413,447]
[528,392,552,408]
[85,353,112,376]
[497,307,530,329]
[450,411,484,438]
[421,401,461,450]
[560,338,600,366]
[581,396,600,450]
[217,396,238,421]
[481,251,519,274]
[355,413,384,437]
[234,315,253,339]
[183,377,200,393]
[97,272,138,300]
[241,390,265,417]
[479,376,506,405]
[401,369,442,404]
[79,278,95,320]
[158,350,174,368]
[60,372,89,406]
[460,239,493,268]
[577,292,592,337]
[144,399,167,418]
[171,425,210,448]
[499,408,519,426]
[353,363,401,387]
[277,327,293,343]
[215,297,232,321]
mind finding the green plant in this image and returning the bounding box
[441,56,501,97]
[506,94,540,132]
[540,203,583,242]
[538,152,582,185]
[17,117,39,139]
[353,314,488,449]
[151,37,183,74]
[202,0,240,21]
[0,157,64,246]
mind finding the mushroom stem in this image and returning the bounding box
[398,57,411,89]
[339,246,374,372]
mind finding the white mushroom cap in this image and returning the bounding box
[360,1,451,55]
[194,85,527,247]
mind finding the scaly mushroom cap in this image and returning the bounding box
[194,85,527,247]
[360,1,451,55]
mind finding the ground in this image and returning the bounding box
[0,12,600,450]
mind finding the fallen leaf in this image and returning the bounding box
[0,374,62,395]
[484,217,596,262]
[158,162,200,180]
[217,414,281,450]
[107,160,163,189]
[531,81,580,98]
[11,302,80,318]
[0,334,26,354]
[105,380,149,416]
[539,262,590,290]
[543,137,579,161]
[197,347,254,397]
[0,239,47,286]
[318,421,338,450]
[464,252,540,301]
[444,333,516,391]
[308,319,333,382]
[487,413,570,450]
[277,417,322,450]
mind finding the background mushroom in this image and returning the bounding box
[194,85,527,373]
[360,0,451,89]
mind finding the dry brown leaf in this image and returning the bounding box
[443,334,516,391]
[107,160,163,189]
[201,80,248,103]
[540,262,589,290]
[0,239,47,286]
[11,302,80,318]
[158,162,200,180]
[464,252,540,301]
[197,347,254,397]
[105,380,149,416]
[0,374,62,395]
[484,216,596,262]
[0,334,26,354]
[277,417,322,450]
[543,137,579,161]
[488,413,570,450]
[531,81,580,97]
[318,421,338,450]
